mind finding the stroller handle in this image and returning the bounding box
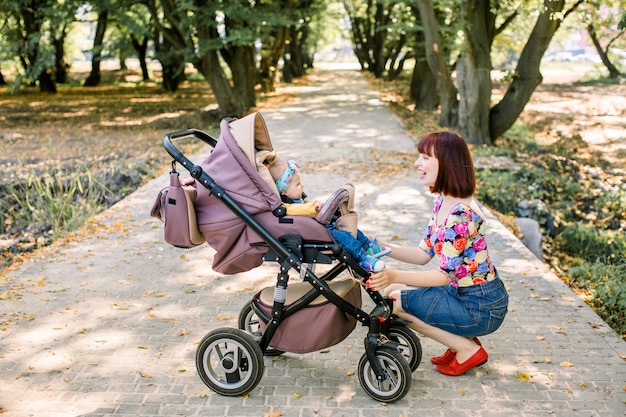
[162,129,218,175]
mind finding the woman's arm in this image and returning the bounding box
[367,268,449,291]
[379,241,432,265]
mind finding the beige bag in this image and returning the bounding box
[150,171,206,248]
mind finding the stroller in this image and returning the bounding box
[160,112,422,402]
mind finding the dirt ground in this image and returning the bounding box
[520,76,626,167]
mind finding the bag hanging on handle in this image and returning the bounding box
[150,166,206,248]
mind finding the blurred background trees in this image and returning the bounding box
[0,0,624,142]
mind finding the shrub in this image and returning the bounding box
[556,223,626,265]
[566,260,626,338]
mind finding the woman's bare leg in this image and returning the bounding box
[389,290,481,363]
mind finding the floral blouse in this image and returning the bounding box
[418,195,498,287]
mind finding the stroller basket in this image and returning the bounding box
[160,112,422,402]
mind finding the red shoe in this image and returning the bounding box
[436,346,488,376]
[430,337,482,366]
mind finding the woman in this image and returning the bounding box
[367,131,508,376]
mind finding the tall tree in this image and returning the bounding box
[414,0,458,127]
[489,0,584,143]
[84,9,108,86]
[413,0,584,145]
[1,0,59,92]
[579,0,625,79]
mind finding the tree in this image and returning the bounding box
[0,0,61,92]
[412,0,584,145]
[83,9,109,86]
[579,0,626,79]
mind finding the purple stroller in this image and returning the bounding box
[161,112,422,402]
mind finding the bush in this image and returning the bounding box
[567,260,626,338]
[556,223,626,265]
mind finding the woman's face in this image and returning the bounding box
[415,152,439,188]
[283,171,304,200]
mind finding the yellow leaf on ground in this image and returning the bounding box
[346,370,355,376]
[516,373,530,382]
[263,413,283,417]
[560,361,574,367]
[292,392,302,399]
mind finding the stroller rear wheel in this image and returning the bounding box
[388,325,422,372]
[238,303,284,356]
[358,346,412,403]
[195,328,264,396]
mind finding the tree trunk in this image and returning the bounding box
[489,0,573,141]
[415,0,458,127]
[587,24,622,79]
[156,33,186,92]
[20,0,57,92]
[457,0,493,145]
[131,36,150,81]
[38,70,57,93]
[53,26,69,84]
[84,10,108,87]
[410,58,439,110]
[231,45,256,109]
[0,70,5,85]
[259,25,288,93]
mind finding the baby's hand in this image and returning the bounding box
[314,201,323,212]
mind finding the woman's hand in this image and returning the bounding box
[366,270,395,291]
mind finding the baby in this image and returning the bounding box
[267,155,390,272]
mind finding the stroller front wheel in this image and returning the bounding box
[238,303,284,356]
[358,346,412,403]
[195,328,264,396]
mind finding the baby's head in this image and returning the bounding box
[268,156,304,200]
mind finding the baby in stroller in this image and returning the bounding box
[265,154,391,272]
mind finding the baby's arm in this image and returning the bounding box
[284,201,320,217]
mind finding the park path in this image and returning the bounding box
[1,68,625,417]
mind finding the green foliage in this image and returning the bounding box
[473,119,626,339]
[566,260,626,338]
[0,167,105,237]
[556,223,626,265]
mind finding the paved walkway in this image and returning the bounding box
[1,69,625,417]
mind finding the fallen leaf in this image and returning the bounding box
[535,336,545,341]
[263,412,283,417]
[139,371,152,378]
[560,361,574,367]
[516,373,530,382]
[292,392,302,399]
[346,370,355,376]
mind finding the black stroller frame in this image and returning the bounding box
[163,128,422,402]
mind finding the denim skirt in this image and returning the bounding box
[400,277,508,337]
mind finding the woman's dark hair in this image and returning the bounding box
[417,131,476,198]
